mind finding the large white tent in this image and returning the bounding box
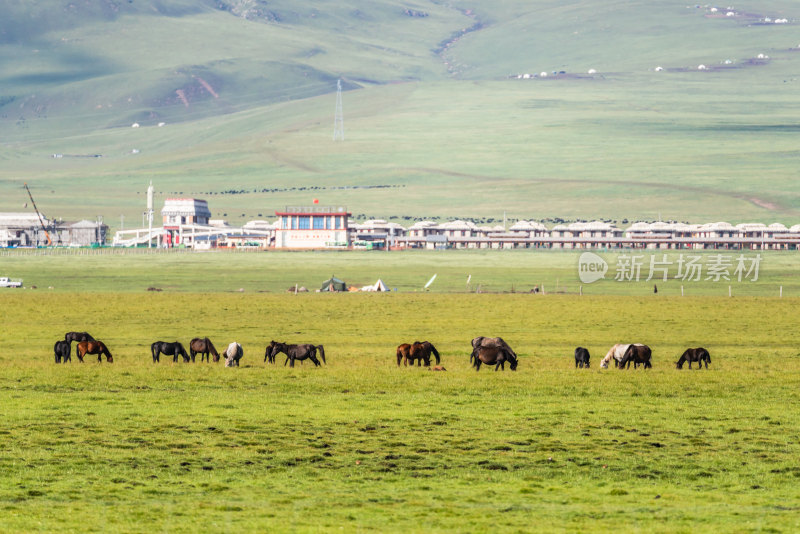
[361,279,389,292]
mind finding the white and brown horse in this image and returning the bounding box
[223,342,243,367]
[599,344,631,369]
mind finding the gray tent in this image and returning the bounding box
[320,276,347,292]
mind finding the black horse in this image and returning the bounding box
[151,341,190,363]
[677,347,711,369]
[473,345,518,371]
[618,344,652,369]
[574,347,590,368]
[65,331,94,344]
[268,341,326,367]
[54,340,71,363]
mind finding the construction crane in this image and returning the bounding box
[23,183,52,246]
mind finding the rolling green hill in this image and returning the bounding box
[1,1,799,228]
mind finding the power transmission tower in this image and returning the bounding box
[333,79,344,141]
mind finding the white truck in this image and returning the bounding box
[0,277,23,288]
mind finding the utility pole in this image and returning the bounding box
[333,79,344,141]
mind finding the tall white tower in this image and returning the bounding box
[333,79,344,141]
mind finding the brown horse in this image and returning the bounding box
[618,344,652,369]
[677,348,711,369]
[396,343,412,366]
[473,345,517,371]
[190,337,220,362]
[76,340,113,363]
[269,342,326,367]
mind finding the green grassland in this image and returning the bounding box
[1,248,799,296]
[2,1,800,227]
[2,288,800,532]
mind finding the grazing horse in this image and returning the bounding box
[269,342,326,368]
[76,340,113,363]
[223,342,243,367]
[599,344,633,369]
[619,344,652,369]
[677,347,711,369]
[190,337,219,362]
[411,341,440,365]
[65,331,94,345]
[54,340,71,363]
[574,347,590,368]
[151,341,190,363]
[473,344,518,371]
[470,336,517,364]
[396,343,412,366]
[396,341,441,367]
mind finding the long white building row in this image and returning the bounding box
[109,217,800,251]
[354,219,800,250]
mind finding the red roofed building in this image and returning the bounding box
[275,206,351,248]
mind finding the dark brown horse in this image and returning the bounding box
[618,344,652,369]
[151,341,189,363]
[269,342,326,367]
[396,341,441,366]
[473,345,518,371]
[190,337,219,362]
[677,347,711,369]
[265,341,280,364]
[76,340,113,362]
[470,336,517,364]
[411,341,440,365]
[54,340,71,363]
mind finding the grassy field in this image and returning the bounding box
[1,248,798,296]
[2,289,800,532]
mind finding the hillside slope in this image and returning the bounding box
[0,0,468,132]
[1,1,799,227]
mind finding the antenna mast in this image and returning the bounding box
[333,79,344,141]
